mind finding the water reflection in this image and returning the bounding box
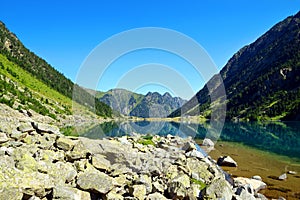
[82,121,300,159]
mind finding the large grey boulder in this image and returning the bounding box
[77,167,113,194]
[18,122,35,133]
[234,177,266,192]
[32,122,60,134]
[202,178,233,200]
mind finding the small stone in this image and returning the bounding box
[287,171,297,175]
[217,156,238,167]
[106,190,124,200]
[28,196,41,200]
[0,132,9,143]
[277,196,286,200]
[278,173,287,180]
[146,192,167,200]
[251,175,262,181]
[202,138,214,147]
[185,150,205,159]
[152,181,165,193]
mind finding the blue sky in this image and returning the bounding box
[0,1,299,99]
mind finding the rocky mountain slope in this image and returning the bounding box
[170,11,300,121]
[95,89,186,118]
[0,21,113,119]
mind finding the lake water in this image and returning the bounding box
[82,120,300,199]
[82,121,300,160]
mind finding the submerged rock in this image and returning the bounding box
[278,173,287,180]
[217,155,238,167]
[202,138,215,147]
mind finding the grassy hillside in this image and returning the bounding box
[0,53,72,118]
[0,21,112,118]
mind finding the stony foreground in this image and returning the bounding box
[0,120,268,200]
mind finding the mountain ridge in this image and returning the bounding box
[170,11,300,121]
[93,88,187,118]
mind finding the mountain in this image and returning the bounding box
[170,11,300,121]
[96,89,186,118]
[129,91,186,118]
[97,89,144,116]
[0,21,113,121]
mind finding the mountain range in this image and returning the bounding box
[94,89,187,118]
[170,11,300,121]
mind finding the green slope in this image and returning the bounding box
[170,11,300,121]
[0,21,112,118]
[0,53,71,118]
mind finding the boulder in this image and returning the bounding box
[234,177,266,192]
[18,122,34,133]
[287,170,297,175]
[168,173,191,199]
[132,185,147,200]
[33,122,60,134]
[185,149,205,159]
[234,184,255,200]
[56,137,75,151]
[202,138,214,147]
[202,178,233,200]
[0,132,9,143]
[147,192,168,200]
[10,129,27,140]
[0,187,23,200]
[139,174,152,194]
[106,190,124,200]
[217,156,238,167]
[278,173,287,180]
[53,186,91,200]
[182,141,197,152]
[77,167,113,194]
[92,154,111,171]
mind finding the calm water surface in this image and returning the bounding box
[82,121,300,160]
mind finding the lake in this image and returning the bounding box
[82,120,300,199]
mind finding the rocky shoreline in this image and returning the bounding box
[0,117,271,200]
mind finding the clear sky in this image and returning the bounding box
[0,1,299,99]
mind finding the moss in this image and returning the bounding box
[191,178,206,190]
[137,138,155,146]
[142,134,153,140]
